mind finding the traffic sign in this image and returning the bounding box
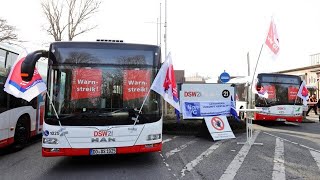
[219,71,230,83]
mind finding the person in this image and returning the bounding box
[306,94,318,116]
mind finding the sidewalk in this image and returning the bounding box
[304,112,320,123]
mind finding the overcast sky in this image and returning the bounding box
[1,0,320,80]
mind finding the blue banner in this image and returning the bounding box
[183,101,231,118]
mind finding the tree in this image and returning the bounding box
[41,0,101,41]
[0,18,18,42]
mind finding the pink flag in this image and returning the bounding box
[297,80,309,106]
[150,53,180,113]
[4,56,47,102]
[265,18,280,57]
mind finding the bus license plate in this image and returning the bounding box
[90,148,116,155]
[276,118,286,122]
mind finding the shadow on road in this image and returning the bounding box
[254,121,300,127]
[0,134,41,156]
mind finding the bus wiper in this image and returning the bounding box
[59,111,99,120]
[109,108,142,122]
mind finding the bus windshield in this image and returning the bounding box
[255,74,302,107]
[45,43,161,126]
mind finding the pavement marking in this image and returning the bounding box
[180,141,223,178]
[263,132,320,153]
[159,153,178,179]
[163,136,178,144]
[310,150,320,171]
[272,138,285,180]
[219,130,260,180]
[166,140,197,158]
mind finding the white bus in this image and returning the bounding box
[0,43,45,149]
[229,73,303,123]
[20,41,162,157]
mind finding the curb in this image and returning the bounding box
[302,119,318,123]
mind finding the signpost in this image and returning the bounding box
[219,70,230,83]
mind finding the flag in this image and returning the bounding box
[150,53,180,119]
[4,56,47,102]
[265,18,280,57]
[297,80,309,106]
[257,86,269,98]
[252,79,268,98]
[230,96,240,121]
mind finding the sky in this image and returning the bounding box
[1,0,320,81]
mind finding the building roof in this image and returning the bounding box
[276,64,320,73]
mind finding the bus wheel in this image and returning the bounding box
[13,116,30,150]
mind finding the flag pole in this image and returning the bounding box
[249,44,264,109]
[292,93,299,115]
[46,91,59,120]
[133,87,152,126]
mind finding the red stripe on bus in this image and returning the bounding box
[42,143,162,157]
[0,137,14,148]
[254,113,303,122]
[30,130,37,137]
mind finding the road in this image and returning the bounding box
[1,121,320,180]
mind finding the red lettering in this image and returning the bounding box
[184,91,201,97]
[94,131,107,137]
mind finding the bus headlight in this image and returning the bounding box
[43,138,59,144]
[147,134,161,141]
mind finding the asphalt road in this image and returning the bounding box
[1,121,320,180]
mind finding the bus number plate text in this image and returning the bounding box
[90,148,116,155]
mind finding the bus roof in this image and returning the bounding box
[50,41,160,49]
[0,43,23,55]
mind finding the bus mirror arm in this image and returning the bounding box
[21,50,48,81]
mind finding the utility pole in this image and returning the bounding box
[164,0,168,115]
[160,2,162,48]
[164,0,167,58]
[156,18,159,45]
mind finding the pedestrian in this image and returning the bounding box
[306,94,318,116]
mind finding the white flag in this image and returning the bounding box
[150,53,180,112]
[4,56,47,102]
[297,80,309,106]
[265,18,280,58]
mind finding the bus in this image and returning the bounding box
[230,73,303,123]
[0,43,45,149]
[20,41,162,157]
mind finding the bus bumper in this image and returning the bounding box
[42,143,162,157]
[254,113,303,123]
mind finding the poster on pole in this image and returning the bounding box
[204,116,235,141]
[180,83,234,119]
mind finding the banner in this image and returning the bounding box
[123,69,151,101]
[204,116,235,141]
[182,101,231,118]
[288,86,299,101]
[71,68,102,100]
[264,85,276,99]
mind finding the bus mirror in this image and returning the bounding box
[21,50,48,81]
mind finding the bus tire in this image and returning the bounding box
[13,115,30,150]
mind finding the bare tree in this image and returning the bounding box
[0,18,18,42]
[41,0,65,41]
[41,0,101,41]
